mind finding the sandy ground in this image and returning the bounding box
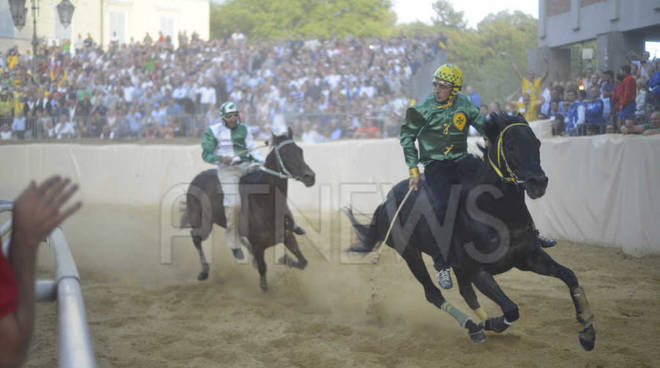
[23,233,660,368]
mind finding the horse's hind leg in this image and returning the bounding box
[454,268,488,322]
[518,248,595,351]
[278,228,307,269]
[192,234,210,281]
[253,246,268,292]
[401,249,485,344]
[471,270,518,333]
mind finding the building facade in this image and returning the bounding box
[531,0,660,79]
[1,0,209,53]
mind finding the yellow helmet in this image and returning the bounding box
[433,63,463,103]
[433,63,463,88]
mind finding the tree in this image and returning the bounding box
[431,0,467,29]
[210,0,396,40]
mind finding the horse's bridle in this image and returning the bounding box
[487,122,532,185]
[259,139,301,180]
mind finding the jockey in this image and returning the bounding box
[400,64,556,290]
[201,101,264,260]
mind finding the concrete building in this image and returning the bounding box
[1,0,209,53]
[531,0,660,80]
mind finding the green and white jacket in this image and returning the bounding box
[201,122,263,166]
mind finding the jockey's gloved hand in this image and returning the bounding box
[247,162,261,173]
[409,167,421,191]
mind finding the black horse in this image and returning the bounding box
[345,113,595,350]
[182,128,315,291]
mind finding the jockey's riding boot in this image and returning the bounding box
[535,229,557,248]
[231,248,244,260]
[293,224,306,235]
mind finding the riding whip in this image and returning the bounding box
[372,186,414,264]
[232,140,269,159]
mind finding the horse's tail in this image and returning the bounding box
[342,204,387,253]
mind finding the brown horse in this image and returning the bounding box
[182,129,315,291]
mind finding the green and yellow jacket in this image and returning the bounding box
[400,93,486,168]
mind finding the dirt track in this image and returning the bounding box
[26,239,660,368]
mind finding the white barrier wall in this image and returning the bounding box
[0,129,658,284]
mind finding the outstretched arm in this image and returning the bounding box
[0,176,81,368]
[540,57,550,85]
[511,61,523,82]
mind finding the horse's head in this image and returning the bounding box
[483,113,548,199]
[266,127,316,187]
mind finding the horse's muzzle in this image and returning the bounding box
[300,171,316,187]
[524,175,548,199]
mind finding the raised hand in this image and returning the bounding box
[11,176,82,248]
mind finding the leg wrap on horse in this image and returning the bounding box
[441,301,470,328]
[572,286,594,327]
[475,307,488,321]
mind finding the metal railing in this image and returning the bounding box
[0,200,96,368]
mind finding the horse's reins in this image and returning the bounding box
[258,139,300,180]
[487,122,530,185]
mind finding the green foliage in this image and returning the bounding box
[210,0,396,40]
[431,0,467,29]
[453,10,539,105]
[399,3,538,105]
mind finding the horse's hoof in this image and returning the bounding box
[197,271,208,281]
[466,320,487,344]
[260,277,268,292]
[277,255,288,265]
[578,324,596,351]
[485,316,510,333]
[469,329,486,344]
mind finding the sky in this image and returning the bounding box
[391,0,539,28]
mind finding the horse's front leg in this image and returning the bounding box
[278,232,307,269]
[401,249,485,344]
[454,268,488,322]
[278,219,307,269]
[471,270,518,334]
[517,248,596,351]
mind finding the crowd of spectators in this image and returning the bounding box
[0,31,445,142]
[501,50,660,136]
